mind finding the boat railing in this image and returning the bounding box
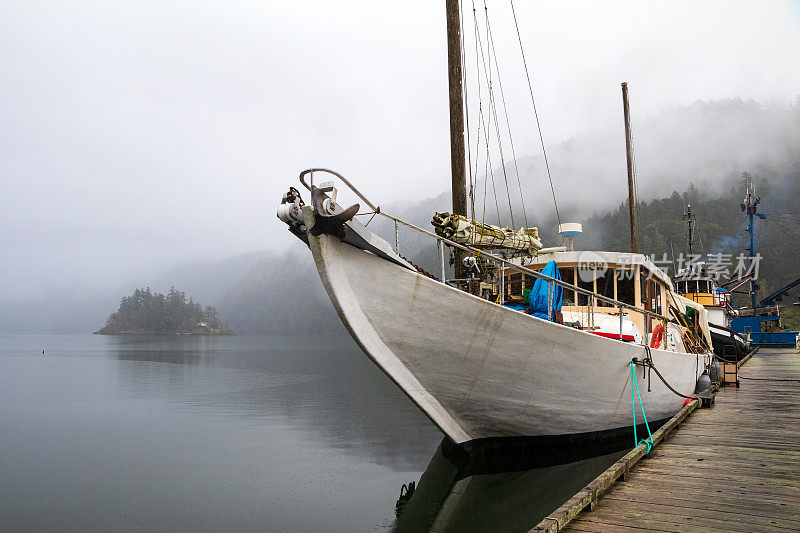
[378,211,667,323]
[298,168,669,341]
[299,168,379,212]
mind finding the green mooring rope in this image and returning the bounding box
[630,361,653,453]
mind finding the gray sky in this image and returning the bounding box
[2,0,800,299]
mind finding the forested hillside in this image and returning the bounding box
[583,171,800,328]
[96,287,232,335]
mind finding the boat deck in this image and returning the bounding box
[534,347,800,532]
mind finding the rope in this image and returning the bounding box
[509,0,562,235]
[630,361,653,453]
[632,357,696,400]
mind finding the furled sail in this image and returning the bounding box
[431,212,543,251]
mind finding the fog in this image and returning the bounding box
[1,0,799,319]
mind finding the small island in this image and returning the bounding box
[95,287,233,335]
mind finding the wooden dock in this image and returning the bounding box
[533,347,800,532]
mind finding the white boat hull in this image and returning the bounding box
[307,231,701,448]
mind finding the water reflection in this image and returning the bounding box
[2,334,626,532]
[106,334,443,471]
[0,333,443,532]
[394,438,627,533]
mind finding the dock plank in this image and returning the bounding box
[550,348,800,532]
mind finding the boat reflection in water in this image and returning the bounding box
[394,438,627,533]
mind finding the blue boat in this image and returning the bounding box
[729,182,799,348]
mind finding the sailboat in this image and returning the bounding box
[276,2,711,455]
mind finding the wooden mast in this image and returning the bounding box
[621,82,638,254]
[446,0,467,218]
[446,0,467,278]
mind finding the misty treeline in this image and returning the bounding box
[584,171,800,329]
[96,287,231,335]
[4,98,800,335]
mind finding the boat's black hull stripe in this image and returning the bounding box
[448,418,671,476]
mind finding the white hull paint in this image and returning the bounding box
[309,233,701,445]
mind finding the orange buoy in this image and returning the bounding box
[650,323,664,349]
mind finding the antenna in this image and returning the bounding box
[740,179,764,308]
[682,204,695,258]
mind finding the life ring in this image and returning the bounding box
[650,323,664,349]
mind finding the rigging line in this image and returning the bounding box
[484,0,528,227]
[484,117,502,226]
[479,102,502,225]
[510,0,562,235]
[472,103,482,223]
[482,113,489,226]
[474,1,514,228]
[483,5,515,230]
[471,1,501,226]
[475,102,493,226]
[767,217,800,241]
[472,2,487,227]
[474,104,485,225]
[486,57,516,229]
[459,0,476,222]
[764,219,800,253]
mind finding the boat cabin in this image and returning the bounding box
[673,270,728,308]
[499,251,674,339]
[672,266,730,326]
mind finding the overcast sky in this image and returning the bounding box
[1,0,800,299]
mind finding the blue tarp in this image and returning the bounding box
[529,260,562,320]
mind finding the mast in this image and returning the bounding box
[445,0,467,218]
[445,0,467,279]
[621,82,638,254]
[741,181,761,308]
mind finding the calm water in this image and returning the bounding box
[0,334,623,532]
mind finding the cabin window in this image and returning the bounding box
[507,273,523,297]
[523,275,535,291]
[562,268,576,306]
[577,269,594,306]
[640,273,648,304]
[650,281,662,314]
[616,269,635,306]
[596,269,614,307]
